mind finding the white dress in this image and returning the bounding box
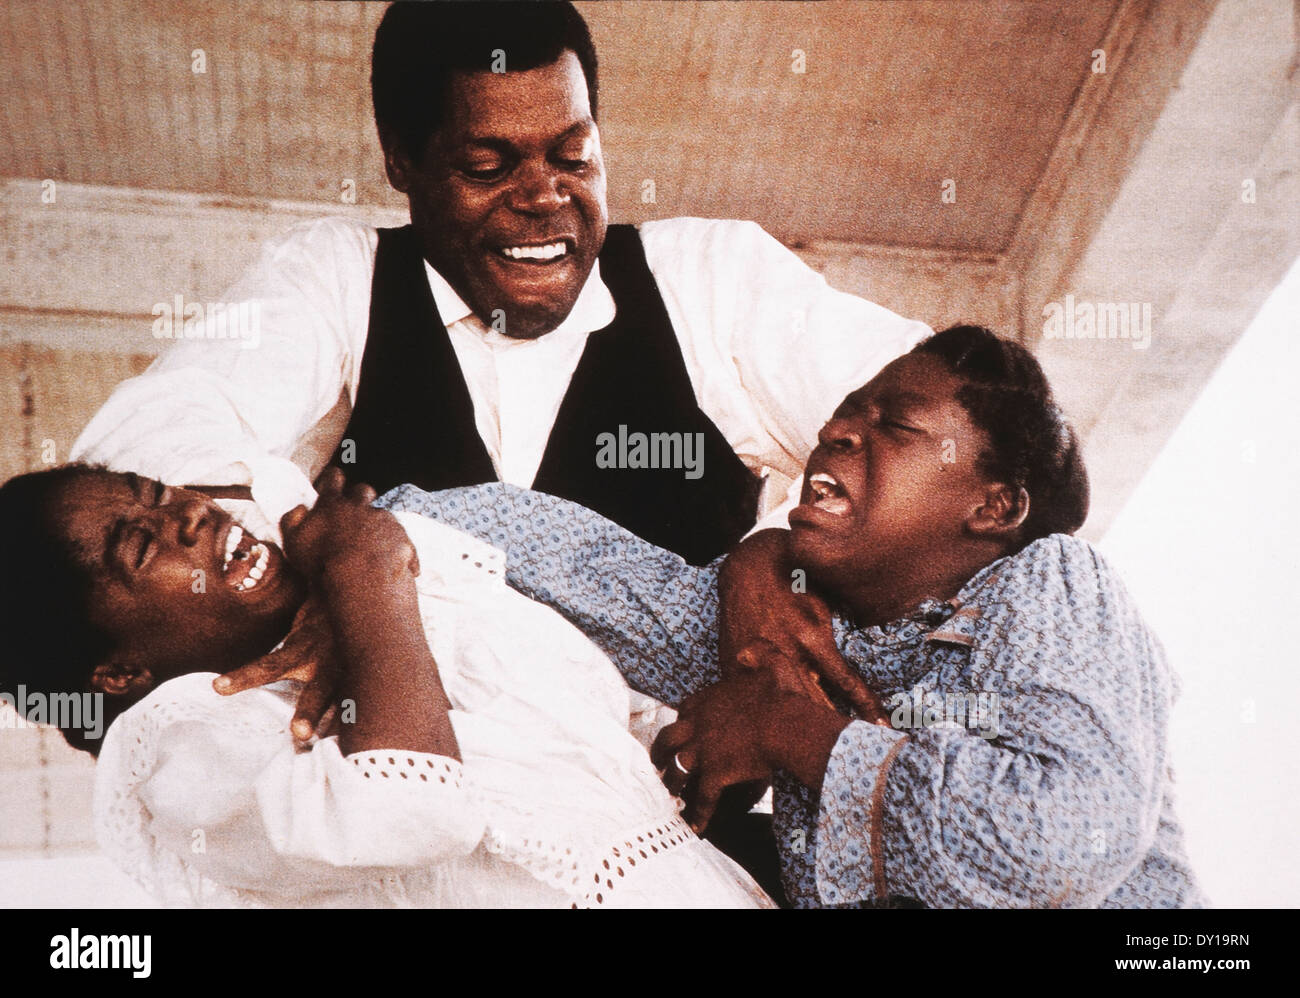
[93,512,773,908]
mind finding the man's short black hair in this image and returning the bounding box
[913,325,1090,547]
[372,0,599,161]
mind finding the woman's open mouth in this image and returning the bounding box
[220,524,273,592]
[790,471,854,531]
[806,472,851,517]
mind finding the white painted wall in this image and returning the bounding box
[1100,254,1300,908]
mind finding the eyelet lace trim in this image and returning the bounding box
[350,753,463,787]
[479,809,696,909]
[573,815,695,908]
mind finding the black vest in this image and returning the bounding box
[335,224,760,565]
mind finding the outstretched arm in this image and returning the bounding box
[377,483,724,706]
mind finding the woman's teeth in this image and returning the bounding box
[500,241,568,261]
[234,544,270,591]
[809,472,851,517]
[222,525,243,569]
[222,524,271,591]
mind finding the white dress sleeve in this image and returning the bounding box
[94,672,484,903]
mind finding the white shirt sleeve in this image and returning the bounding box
[95,673,484,898]
[638,217,932,515]
[71,217,379,530]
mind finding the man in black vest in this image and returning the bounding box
[338,1,926,568]
[351,2,758,565]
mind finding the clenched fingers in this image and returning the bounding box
[290,671,337,743]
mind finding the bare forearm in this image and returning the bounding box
[322,569,460,759]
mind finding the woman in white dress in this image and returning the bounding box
[0,465,771,908]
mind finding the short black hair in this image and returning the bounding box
[0,464,117,754]
[372,0,599,161]
[913,325,1090,547]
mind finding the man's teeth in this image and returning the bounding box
[500,242,568,261]
[234,544,270,592]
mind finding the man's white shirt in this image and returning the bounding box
[72,215,931,541]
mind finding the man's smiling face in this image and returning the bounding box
[388,49,608,340]
[49,471,306,678]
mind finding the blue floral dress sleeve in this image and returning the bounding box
[375,483,723,705]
